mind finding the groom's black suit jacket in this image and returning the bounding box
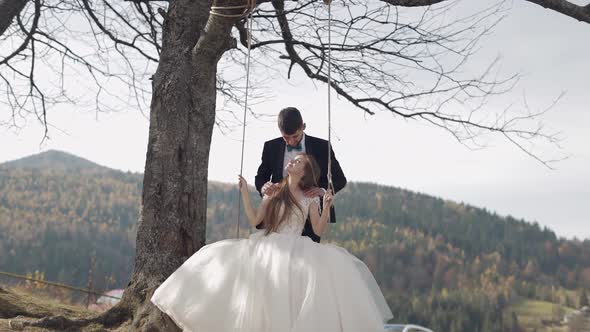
[255,134,347,243]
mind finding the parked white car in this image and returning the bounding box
[384,324,433,332]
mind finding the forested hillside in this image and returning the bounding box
[1,150,589,331]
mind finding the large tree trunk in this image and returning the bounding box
[107,0,239,330]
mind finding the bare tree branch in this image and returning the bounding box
[0,0,28,37]
[380,0,446,7]
[0,0,571,165]
[379,0,590,24]
[525,0,590,24]
[246,0,562,166]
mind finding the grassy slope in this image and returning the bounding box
[505,298,576,331]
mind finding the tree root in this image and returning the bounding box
[2,279,182,331]
[7,293,180,331]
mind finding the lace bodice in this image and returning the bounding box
[274,196,320,235]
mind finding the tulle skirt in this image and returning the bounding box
[151,230,393,332]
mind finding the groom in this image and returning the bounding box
[255,107,347,243]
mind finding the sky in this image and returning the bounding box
[1,0,589,239]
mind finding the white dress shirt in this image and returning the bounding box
[282,133,306,177]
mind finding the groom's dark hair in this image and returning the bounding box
[278,107,304,135]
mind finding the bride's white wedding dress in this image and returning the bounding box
[151,196,393,332]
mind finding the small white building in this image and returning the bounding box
[564,306,590,330]
[89,289,124,311]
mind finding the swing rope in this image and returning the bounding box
[210,0,256,238]
[210,0,256,18]
[235,12,254,238]
[232,0,335,237]
[325,0,334,194]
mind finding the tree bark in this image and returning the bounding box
[525,0,590,24]
[111,0,240,330]
[0,0,28,38]
[380,0,590,24]
[379,0,446,7]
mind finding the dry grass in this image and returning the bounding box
[0,287,116,331]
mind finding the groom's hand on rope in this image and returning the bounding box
[304,187,325,198]
[262,181,279,197]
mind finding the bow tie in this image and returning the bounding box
[286,143,302,152]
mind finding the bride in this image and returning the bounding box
[151,154,393,331]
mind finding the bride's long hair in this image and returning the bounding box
[262,154,321,235]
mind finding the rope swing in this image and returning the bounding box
[324,0,334,194]
[211,1,256,238]
[209,0,256,18]
[235,12,254,238]
[228,0,335,238]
